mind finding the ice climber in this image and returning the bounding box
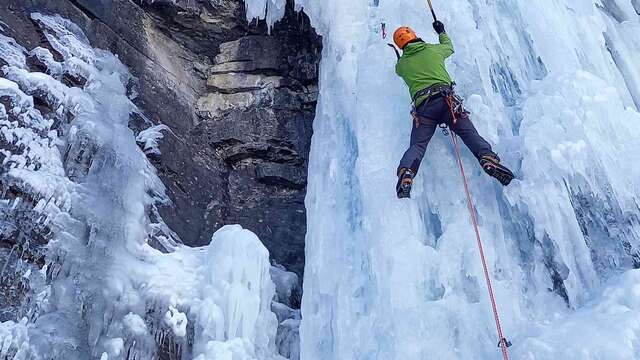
[393,21,515,199]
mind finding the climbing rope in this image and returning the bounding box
[385,0,512,352]
[445,95,511,360]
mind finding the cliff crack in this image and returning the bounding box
[66,0,97,20]
[64,0,202,97]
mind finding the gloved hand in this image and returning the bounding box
[433,20,446,34]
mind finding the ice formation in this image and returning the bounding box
[136,124,171,156]
[0,13,287,360]
[244,0,287,31]
[279,0,640,359]
[3,0,640,359]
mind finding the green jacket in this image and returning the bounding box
[395,33,454,107]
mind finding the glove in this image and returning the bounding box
[433,20,445,34]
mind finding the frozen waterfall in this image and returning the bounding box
[1,0,639,359]
[268,0,640,359]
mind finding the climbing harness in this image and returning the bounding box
[409,84,452,129]
[444,91,512,360]
[410,84,465,132]
[440,86,470,124]
[411,83,452,105]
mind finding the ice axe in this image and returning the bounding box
[387,0,439,59]
[426,0,438,21]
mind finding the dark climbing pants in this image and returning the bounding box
[398,95,495,174]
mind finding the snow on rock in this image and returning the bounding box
[123,313,148,336]
[136,124,170,156]
[0,13,283,360]
[0,34,27,69]
[294,0,640,359]
[164,306,188,338]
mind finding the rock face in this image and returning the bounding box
[0,0,321,276]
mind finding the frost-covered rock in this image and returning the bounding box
[0,13,284,360]
[1,0,321,278]
[136,124,170,156]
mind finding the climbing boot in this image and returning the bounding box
[396,168,415,199]
[480,155,514,186]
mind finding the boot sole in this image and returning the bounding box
[397,183,412,199]
[484,164,514,186]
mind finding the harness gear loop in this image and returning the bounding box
[410,83,453,130]
[445,91,511,360]
[412,83,452,105]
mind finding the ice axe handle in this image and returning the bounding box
[427,0,438,21]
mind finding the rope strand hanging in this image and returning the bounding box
[445,94,511,360]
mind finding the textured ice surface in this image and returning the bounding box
[136,124,171,156]
[270,265,302,360]
[294,0,640,359]
[0,13,284,360]
[244,0,287,31]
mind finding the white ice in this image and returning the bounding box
[136,124,171,156]
[243,0,287,31]
[290,0,640,359]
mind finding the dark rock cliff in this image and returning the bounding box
[1,0,321,276]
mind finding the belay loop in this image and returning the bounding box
[441,85,470,125]
[444,90,512,360]
[449,93,469,122]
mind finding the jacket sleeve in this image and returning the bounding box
[436,33,454,58]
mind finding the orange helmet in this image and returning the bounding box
[393,26,417,49]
